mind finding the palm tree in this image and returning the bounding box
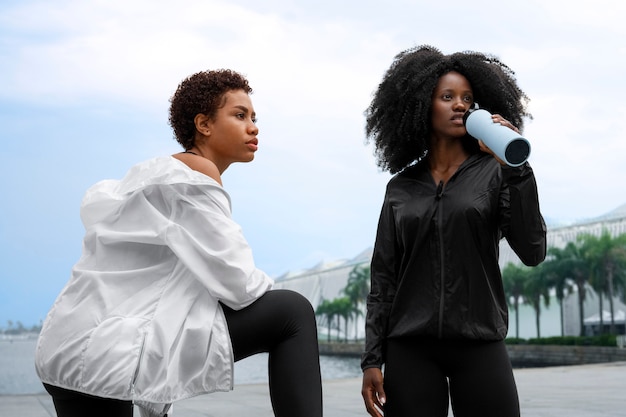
[549,241,591,336]
[581,233,608,333]
[615,234,626,305]
[315,298,338,342]
[602,232,626,333]
[333,296,354,342]
[502,262,527,339]
[542,247,574,336]
[317,297,359,342]
[581,231,626,334]
[343,263,370,340]
[522,263,551,338]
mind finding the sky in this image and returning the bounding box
[1,0,625,327]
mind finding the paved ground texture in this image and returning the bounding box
[2,361,624,416]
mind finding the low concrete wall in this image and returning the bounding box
[319,342,364,357]
[319,342,626,367]
[507,344,626,367]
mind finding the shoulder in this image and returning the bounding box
[388,160,429,186]
[172,153,222,185]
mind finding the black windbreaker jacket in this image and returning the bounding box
[362,153,546,370]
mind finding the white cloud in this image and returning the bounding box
[1,0,397,114]
[534,0,626,34]
[1,0,626,287]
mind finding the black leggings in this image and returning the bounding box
[221,289,323,416]
[44,289,322,417]
[383,337,520,417]
[43,384,134,417]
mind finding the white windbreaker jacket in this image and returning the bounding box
[35,156,274,415]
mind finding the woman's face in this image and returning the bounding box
[430,71,474,140]
[204,89,259,171]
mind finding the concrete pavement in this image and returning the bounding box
[3,361,624,416]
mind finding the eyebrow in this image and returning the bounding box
[437,88,473,93]
[233,104,256,118]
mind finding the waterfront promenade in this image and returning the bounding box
[3,361,624,416]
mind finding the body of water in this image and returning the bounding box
[0,338,362,396]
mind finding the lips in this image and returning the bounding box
[451,113,465,125]
[246,138,258,151]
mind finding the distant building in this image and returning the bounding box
[499,202,626,269]
[273,248,373,340]
[274,203,626,339]
[501,202,626,337]
[583,309,626,336]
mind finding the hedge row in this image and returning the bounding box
[506,334,618,346]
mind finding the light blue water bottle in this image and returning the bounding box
[463,104,531,167]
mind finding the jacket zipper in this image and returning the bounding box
[435,180,445,338]
[131,331,147,397]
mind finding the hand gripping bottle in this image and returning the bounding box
[463,104,531,167]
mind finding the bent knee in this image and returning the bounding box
[268,289,315,321]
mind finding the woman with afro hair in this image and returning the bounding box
[36,69,322,417]
[361,46,546,417]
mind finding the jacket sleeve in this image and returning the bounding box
[154,182,274,310]
[362,190,397,370]
[499,162,547,266]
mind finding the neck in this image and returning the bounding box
[185,147,229,174]
[428,139,467,169]
[428,138,468,184]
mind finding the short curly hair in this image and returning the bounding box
[169,69,253,150]
[365,45,531,174]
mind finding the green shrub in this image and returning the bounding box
[505,335,617,347]
[504,337,526,345]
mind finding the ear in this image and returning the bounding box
[194,113,212,137]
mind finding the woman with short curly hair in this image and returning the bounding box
[361,46,546,417]
[169,69,253,151]
[36,69,323,417]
